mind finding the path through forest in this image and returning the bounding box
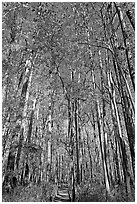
[2,2,135,202]
[53,185,71,202]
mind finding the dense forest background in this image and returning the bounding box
[2,2,135,202]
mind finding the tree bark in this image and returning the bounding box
[85,129,93,180]
[96,100,110,196]
[74,99,80,184]
[15,62,33,172]
[126,9,135,31]
[114,2,135,90]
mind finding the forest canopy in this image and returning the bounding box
[2,2,135,202]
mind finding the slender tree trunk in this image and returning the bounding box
[98,50,110,197]
[114,2,135,90]
[112,60,135,177]
[96,100,110,197]
[27,98,37,143]
[108,71,131,194]
[85,129,93,180]
[105,10,135,178]
[47,103,52,182]
[2,128,15,183]
[15,62,33,172]
[74,99,80,184]
[126,9,135,31]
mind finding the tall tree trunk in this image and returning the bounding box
[47,102,52,182]
[108,71,131,194]
[15,62,33,172]
[112,59,135,177]
[74,99,80,184]
[105,9,135,178]
[96,100,110,197]
[85,129,93,180]
[27,98,37,143]
[126,9,135,31]
[114,2,135,91]
[98,50,110,197]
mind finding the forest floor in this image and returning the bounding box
[2,182,135,202]
[77,182,135,202]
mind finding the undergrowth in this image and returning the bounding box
[76,181,135,202]
[2,180,135,202]
[2,182,55,202]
